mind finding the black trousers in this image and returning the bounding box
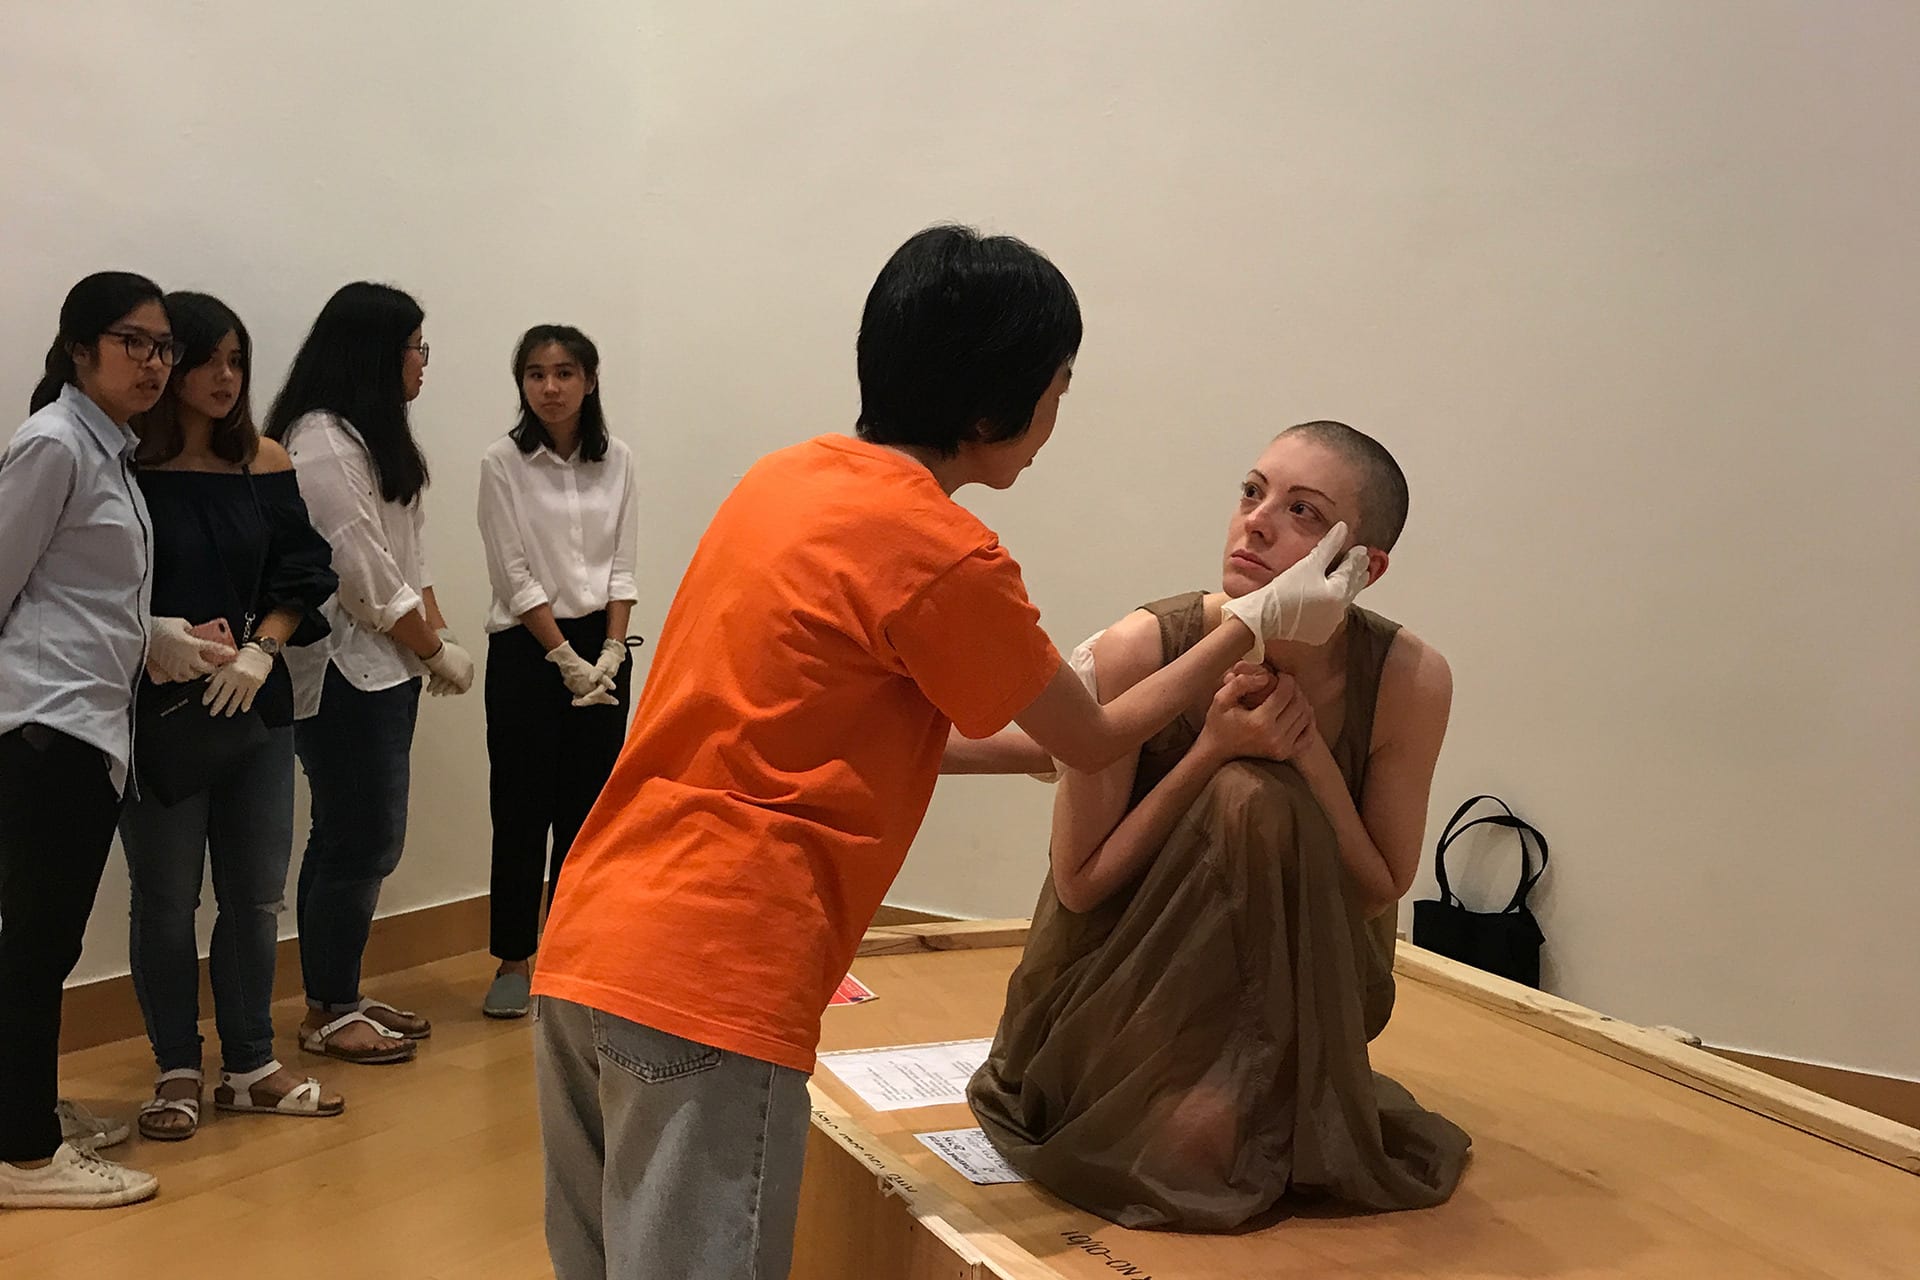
[0,726,124,1162]
[485,614,631,962]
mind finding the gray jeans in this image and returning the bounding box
[535,996,813,1280]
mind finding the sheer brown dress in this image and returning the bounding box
[968,594,1470,1231]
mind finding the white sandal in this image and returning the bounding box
[299,1010,416,1065]
[215,1061,344,1118]
[356,997,431,1040]
[136,1068,203,1142]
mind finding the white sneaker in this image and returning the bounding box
[0,1143,158,1209]
[55,1099,130,1151]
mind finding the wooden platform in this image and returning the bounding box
[4,927,1914,1279]
[794,921,1920,1280]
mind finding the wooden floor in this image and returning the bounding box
[9,943,1916,1280]
[0,951,553,1280]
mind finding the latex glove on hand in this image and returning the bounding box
[424,628,475,696]
[547,642,615,701]
[570,684,620,709]
[591,638,628,687]
[202,642,274,716]
[1219,523,1371,663]
[148,616,236,683]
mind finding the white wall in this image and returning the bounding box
[4,2,1914,1079]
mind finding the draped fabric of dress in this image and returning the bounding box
[969,594,1471,1230]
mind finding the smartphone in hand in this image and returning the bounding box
[188,618,239,666]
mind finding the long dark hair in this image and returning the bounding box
[265,282,428,503]
[509,324,609,462]
[132,292,258,466]
[30,272,167,414]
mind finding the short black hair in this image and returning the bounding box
[855,225,1081,458]
[1278,420,1410,551]
[510,324,609,463]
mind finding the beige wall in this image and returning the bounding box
[4,2,1915,1079]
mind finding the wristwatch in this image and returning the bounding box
[253,636,284,658]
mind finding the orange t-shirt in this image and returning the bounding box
[531,435,1061,1072]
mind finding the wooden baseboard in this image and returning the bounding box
[60,897,955,1056]
[1708,1047,1920,1131]
[59,895,491,1055]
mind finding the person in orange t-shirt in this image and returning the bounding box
[529,225,1371,1280]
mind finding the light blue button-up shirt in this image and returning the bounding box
[0,384,153,794]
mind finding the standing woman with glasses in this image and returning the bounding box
[120,292,343,1140]
[0,273,232,1209]
[266,283,474,1066]
[476,325,638,1019]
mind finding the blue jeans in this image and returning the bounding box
[293,666,420,1010]
[535,998,812,1280]
[120,725,296,1075]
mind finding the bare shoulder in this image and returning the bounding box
[1375,627,1453,743]
[1088,608,1163,699]
[251,436,294,473]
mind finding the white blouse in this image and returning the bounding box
[281,411,432,716]
[477,434,638,635]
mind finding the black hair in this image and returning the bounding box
[265,282,429,504]
[30,271,167,414]
[133,292,258,467]
[855,225,1081,458]
[1277,420,1411,551]
[510,324,609,463]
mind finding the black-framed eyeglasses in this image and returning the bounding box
[105,329,188,366]
[405,341,431,367]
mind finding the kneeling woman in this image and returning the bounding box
[965,422,1471,1230]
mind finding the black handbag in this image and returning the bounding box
[134,471,271,807]
[1412,795,1549,987]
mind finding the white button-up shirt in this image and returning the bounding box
[478,434,637,634]
[0,385,153,793]
[281,411,431,717]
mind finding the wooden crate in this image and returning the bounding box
[792,920,1920,1280]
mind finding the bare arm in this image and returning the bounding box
[389,609,442,658]
[941,726,1058,774]
[1293,634,1453,915]
[1013,614,1253,774]
[516,602,568,653]
[422,586,448,634]
[1047,614,1280,912]
[606,599,634,646]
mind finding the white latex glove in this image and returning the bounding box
[570,684,620,709]
[424,628,475,696]
[202,642,274,717]
[591,638,628,686]
[547,642,615,700]
[1029,630,1105,783]
[148,616,235,683]
[1219,523,1371,663]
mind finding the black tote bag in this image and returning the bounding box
[1412,794,1549,988]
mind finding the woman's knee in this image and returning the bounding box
[1196,761,1333,871]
